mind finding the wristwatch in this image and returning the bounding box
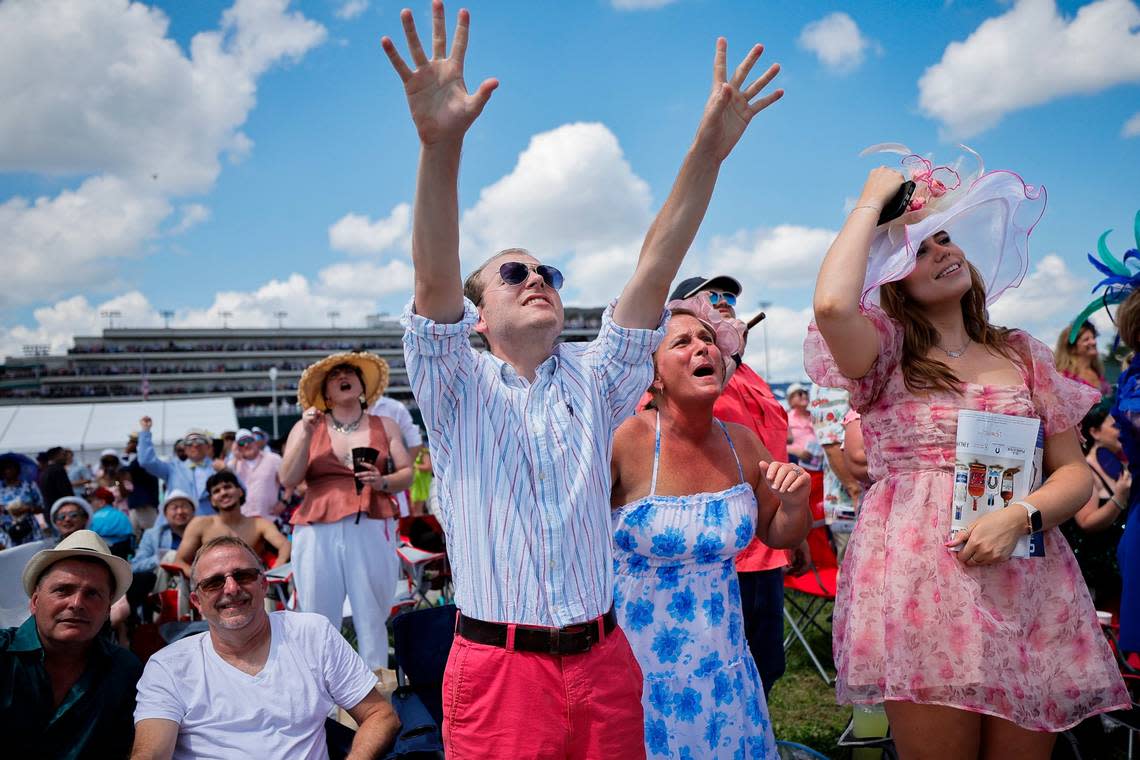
[1011,500,1042,534]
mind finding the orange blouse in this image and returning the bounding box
[291,415,398,525]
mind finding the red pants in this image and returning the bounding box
[442,623,646,759]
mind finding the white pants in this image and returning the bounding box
[292,515,399,670]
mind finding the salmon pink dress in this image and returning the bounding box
[804,304,1128,731]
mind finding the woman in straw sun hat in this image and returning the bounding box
[280,352,413,671]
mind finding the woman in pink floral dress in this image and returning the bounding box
[808,151,1128,759]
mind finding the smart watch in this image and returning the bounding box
[1012,500,1042,534]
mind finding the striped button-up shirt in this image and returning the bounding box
[403,298,665,627]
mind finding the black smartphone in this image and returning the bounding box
[877,181,916,225]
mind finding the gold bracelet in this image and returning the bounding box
[1110,496,1126,511]
[850,205,881,215]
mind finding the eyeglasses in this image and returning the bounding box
[53,511,85,523]
[706,292,737,307]
[194,567,263,594]
[498,262,564,291]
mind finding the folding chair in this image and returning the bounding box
[387,604,458,758]
[783,495,838,685]
[396,544,450,609]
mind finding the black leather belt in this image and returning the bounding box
[456,607,617,656]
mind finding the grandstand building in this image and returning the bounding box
[0,308,606,432]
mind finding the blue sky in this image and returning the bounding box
[2,0,1139,379]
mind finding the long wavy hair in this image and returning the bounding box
[880,262,1016,394]
[1053,322,1104,379]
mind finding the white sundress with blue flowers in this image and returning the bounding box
[613,412,777,759]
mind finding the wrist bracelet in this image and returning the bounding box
[1111,496,1126,511]
[850,205,881,215]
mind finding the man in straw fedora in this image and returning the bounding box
[0,530,142,758]
[280,351,414,671]
[383,1,784,754]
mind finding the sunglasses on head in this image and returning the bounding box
[498,262,564,291]
[706,292,737,307]
[194,567,262,594]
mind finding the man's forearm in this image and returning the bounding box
[345,709,400,760]
[614,147,721,328]
[411,141,465,324]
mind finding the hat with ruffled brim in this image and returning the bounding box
[863,170,1046,307]
[297,352,389,412]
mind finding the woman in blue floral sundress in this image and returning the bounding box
[611,298,813,758]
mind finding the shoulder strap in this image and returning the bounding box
[716,419,746,484]
[649,411,662,496]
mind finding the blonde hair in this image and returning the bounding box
[1118,290,1140,354]
[880,263,1016,395]
[1054,323,1104,378]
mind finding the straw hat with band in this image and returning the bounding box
[858,143,1046,308]
[22,529,133,603]
[297,352,390,412]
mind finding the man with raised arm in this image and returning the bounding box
[383,3,783,756]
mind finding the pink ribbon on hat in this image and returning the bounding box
[902,155,961,212]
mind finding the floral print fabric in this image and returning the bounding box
[614,417,777,758]
[803,304,1129,731]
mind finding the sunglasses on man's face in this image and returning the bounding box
[706,292,737,307]
[194,567,263,594]
[498,262,564,291]
[53,511,86,523]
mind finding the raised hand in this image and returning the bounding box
[692,38,784,162]
[139,416,152,432]
[301,407,324,434]
[856,167,906,212]
[382,1,498,147]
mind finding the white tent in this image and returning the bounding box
[0,398,239,461]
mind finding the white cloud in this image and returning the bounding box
[460,123,653,271]
[798,12,877,73]
[0,0,326,306]
[611,0,680,10]
[328,204,410,255]
[1124,111,1140,138]
[918,0,1140,138]
[740,304,814,382]
[988,254,1093,343]
[704,225,838,291]
[0,176,171,305]
[169,203,212,235]
[317,260,414,297]
[335,0,369,20]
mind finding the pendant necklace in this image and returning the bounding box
[936,337,971,359]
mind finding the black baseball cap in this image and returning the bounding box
[668,275,743,303]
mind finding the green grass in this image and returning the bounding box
[768,595,854,758]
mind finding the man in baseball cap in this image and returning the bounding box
[0,530,142,757]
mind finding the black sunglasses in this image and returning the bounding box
[498,262,564,291]
[194,567,263,594]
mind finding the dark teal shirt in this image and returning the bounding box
[0,617,142,759]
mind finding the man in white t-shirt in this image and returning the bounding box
[368,395,423,517]
[130,536,399,759]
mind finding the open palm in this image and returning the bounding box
[694,38,783,162]
[382,1,498,146]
